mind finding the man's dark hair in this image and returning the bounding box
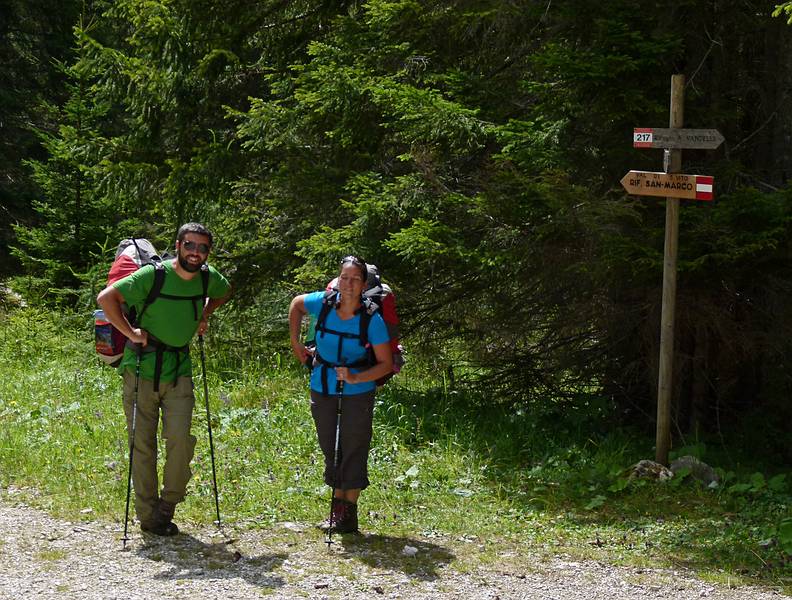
[177,222,213,247]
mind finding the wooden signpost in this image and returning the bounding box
[623,75,723,465]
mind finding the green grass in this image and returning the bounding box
[0,307,790,593]
[35,549,68,562]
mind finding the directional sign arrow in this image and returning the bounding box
[633,128,724,150]
[620,171,714,201]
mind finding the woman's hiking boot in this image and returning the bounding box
[141,499,179,536]
[330,498,359,534]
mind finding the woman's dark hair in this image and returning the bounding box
[177,222,213,247]
[340,255,367,281]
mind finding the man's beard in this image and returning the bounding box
[178,253,205,273]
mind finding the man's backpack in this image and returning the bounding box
[313,263,404,387]
[94,238,209,367]
[95,239,164,366]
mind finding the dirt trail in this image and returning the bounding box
[0,498,785,599]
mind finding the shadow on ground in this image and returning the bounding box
[335,531,455,580]
[136,531,288,593]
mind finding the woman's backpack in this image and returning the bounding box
[314,263,404,386]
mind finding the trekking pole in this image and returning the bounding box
[325,364,345,548]
[198,335,221,527]
[121,345,142,550]
[198,335,242,561]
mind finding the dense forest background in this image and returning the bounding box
[2,0,791,462]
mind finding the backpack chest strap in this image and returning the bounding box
[156,292,206,320]
[315,324,364,341]
[137,265,210,324]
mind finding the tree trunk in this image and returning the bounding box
[688,322,709,434]
[766,19,792,185]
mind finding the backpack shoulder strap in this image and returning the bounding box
[315,289,337,334]
[134,261,166,325]
[359,305,377,347]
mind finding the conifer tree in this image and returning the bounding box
[12,16,115,305]
[0,0,80,276]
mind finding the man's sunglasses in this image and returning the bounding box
[182,240,210,254]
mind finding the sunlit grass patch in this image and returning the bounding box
[35,549,68,561]
[0,307,790,593]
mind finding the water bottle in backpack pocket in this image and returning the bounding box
[94,309,126,366]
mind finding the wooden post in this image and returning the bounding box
[655,74,685,465]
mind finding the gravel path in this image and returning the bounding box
[0,497,786,599]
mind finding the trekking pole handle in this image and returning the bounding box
[335,360,346,395]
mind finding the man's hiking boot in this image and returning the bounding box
[141,499,179,536]
[141,520,179,536]
[329,498,359,534]
[157,499,176,522]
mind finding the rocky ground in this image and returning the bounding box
[0,495,787,600]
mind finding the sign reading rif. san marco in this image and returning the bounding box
[620,171,714,201]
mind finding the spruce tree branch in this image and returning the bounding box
[730,110,778,154]
[685,28,722,90]
[485,0,552,79]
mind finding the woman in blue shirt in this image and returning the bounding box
[289,255,392,534]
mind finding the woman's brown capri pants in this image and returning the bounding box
[310,389,375,490]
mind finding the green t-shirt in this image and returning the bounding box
[113,260,231,382]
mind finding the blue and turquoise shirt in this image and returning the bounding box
[304,291,389,395]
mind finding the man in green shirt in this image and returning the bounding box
[97,223,231,536]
